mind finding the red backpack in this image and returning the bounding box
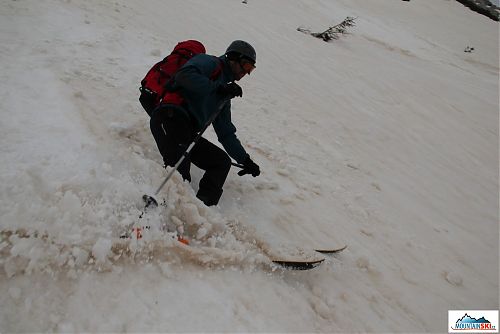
[140,40,208,115]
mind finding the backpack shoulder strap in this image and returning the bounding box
[210,57,223,80]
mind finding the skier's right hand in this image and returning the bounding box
[218,82,243,99]
[237,156,260,177]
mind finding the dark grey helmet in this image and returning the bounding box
[225,40,256,64]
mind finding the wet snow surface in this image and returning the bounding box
[0,0,498,332]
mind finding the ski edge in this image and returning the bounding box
[272,258,325,270]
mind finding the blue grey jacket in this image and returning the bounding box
[173,54,248,164]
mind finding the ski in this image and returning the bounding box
[271,245,347,270]
[119,226,347,270]
[272,258,325,270]
[315,245,347,254]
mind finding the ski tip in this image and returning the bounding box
[315,245,347,254]
[272,258,325,270]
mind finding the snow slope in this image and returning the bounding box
[0,0,498,332]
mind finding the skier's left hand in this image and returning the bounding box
[218,82,243,99]
[237,156,260,177]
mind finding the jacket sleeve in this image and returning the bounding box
[212,101,249,164]
[174,56,219,96]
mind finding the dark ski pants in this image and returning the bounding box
[150,105,231,206]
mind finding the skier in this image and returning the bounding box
[149,40,260,206]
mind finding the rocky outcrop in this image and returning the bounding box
[455,0,499,21]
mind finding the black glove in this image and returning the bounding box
[218,82,243,99]
[237,156,260,177]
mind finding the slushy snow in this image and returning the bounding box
[0,0,498,332]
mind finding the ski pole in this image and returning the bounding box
[231,162,244,169]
